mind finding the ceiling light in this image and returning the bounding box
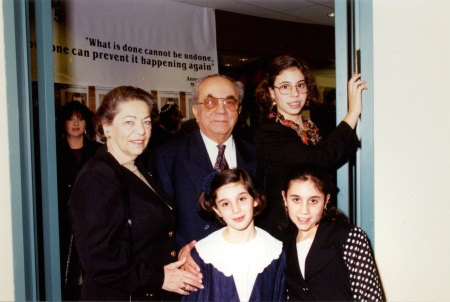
[327,12,335,17]
[224,63,232,67]
[239,58,248,62]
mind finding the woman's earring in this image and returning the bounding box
[272,99,276,106]
[105,130,111,139]
[84,130,87,135]
[285,205,288,212]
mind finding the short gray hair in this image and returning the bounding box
[192,74,244,104]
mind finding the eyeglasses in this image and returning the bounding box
[198,96,240,111]
[273,83,308,95]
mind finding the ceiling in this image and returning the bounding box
[172,0,335,26]
[172,0,336,69]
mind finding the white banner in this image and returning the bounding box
[32,0,217,92]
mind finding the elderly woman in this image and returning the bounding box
[68,86,203,301]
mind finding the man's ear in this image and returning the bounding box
[192,105,199,121]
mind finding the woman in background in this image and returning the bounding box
[254,55,366,243]
[148,103,183,149]
[56,100,101,300]
[68,86,202,301]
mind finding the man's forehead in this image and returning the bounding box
[200,77,237,96]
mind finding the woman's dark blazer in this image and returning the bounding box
[284,220,383,301]
[284,221,353,301]
[254,120,360,243]
[68,145,178,301]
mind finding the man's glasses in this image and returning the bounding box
[198,96,240,111]
[273,83,308,95]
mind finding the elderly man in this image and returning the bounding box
[150,74,257,251]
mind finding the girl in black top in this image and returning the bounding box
[282,164,383,301]
[254,55,367,243]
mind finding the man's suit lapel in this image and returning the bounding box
[183,130,215,192]
[235,138,250,166]
[235,138,257,175]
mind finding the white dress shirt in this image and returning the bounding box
[200,131,237,169]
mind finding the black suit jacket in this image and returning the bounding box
[284,221,354,301]
[150,129,257,250]
[68,145,178,301]
[254,120,360,244]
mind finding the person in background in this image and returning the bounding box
[282,163,383,301]
[56,101,102,300]
[68,86,203,301]
[254,55,366,243]
[150,74,257,273]
[183,168,285,302]
[148,103,183,149]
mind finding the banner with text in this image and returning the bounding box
[31,0,217,116]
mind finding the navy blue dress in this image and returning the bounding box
[182,228,286,302]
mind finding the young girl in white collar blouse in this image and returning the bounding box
[182,168,286,302]
[282,163,383,301]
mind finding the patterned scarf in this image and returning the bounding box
[269,112,322,145]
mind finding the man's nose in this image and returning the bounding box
[214,101,226,113]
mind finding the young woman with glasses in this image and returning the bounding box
[254,55,367,244]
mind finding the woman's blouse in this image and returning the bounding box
[269,112,322,145]
[296,237,313,279]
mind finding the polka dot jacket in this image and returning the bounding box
[284,220,383,301]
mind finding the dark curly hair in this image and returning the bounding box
[279,163,347,230]
[199,168,266,226]
[56,101,95,139]
[94,86,158,142]
[255,55,319,115]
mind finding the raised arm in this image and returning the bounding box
[342,73,367,129]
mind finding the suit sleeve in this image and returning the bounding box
[343,226,383,302]
[255,121,359,167]
[68,163,165,295]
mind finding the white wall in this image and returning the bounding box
[0,0,16,300]
[373,0,450,300]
